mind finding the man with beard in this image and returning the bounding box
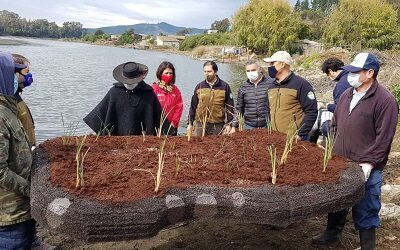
[188,61,235,136]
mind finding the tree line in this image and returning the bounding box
[232,0,400,53]
[0,10,83,38]
[2,0,400,52]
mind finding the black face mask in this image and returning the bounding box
[268,66,278,78]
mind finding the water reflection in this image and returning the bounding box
[1,37,245,142]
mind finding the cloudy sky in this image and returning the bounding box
[3,0,296,29]
[2,0,245,29]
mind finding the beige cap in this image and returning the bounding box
[263,51,293,66]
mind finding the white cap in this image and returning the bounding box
[263,51,293,66]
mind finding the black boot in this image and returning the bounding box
[359,228,376,250]
[312,210,348,245]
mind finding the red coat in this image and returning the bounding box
[152,83,183,128]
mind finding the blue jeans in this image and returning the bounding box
[352,169,383,230]
[0,219,35,250]
[245,124,265,130]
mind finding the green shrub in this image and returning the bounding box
[179,33,234,51]
[299,53,321,70]
[323,0,399,50]
[392,83,400,105]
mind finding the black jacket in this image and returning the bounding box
[84,82,170,136]
[327,70,351,113]
[235,76,274,128]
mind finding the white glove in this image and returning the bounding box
[360,163,373,182]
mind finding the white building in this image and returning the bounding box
[156,36,185,47]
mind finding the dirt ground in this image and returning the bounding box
[37,215,400,250]
[36,126,400,250]
[42,130,346,204]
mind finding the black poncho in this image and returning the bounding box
[84,82,170,136]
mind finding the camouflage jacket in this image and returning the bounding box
[17,100,36,146]
[0,94,32,226]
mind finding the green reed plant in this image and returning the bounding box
[266,118,272,134]
[95,122,113,141]
[61,113,77,145]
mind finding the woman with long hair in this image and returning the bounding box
[152,61,183,135]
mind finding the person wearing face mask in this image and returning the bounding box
[84,61,169,136]
[320,57,352,113]
[188,61,235,136]
[151,61,183,136]
[12,54,56,250]
[312,53,398,250]
[0,51,35,249]
[12,54,36,147]
[233,59,274,130]
[263,51,318,141]
[309,57,352,143]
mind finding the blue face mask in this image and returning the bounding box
[13,74,19,94]
[268,66,278,78]
[21,73,33,87]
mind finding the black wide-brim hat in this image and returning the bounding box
[113,62,149,84]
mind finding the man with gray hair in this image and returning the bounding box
[263,51,318,140]
[234,59,274,129]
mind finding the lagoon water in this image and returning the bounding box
[1,37,245,143]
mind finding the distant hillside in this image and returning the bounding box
[85,22,206,36]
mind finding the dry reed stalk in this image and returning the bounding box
[75,135,89,188]
[280,121,300,165]
[238,112,245,131]
[155,136,167,193]
[266,118,272,134]
[323,131,335,172]
[268,145,278,184]
[141,122,146,142]
[175,152,182,176]
[156,106,176,137]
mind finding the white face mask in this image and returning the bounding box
[347,72,363,88]
[246,71,259,82]
[124,83,138,90]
